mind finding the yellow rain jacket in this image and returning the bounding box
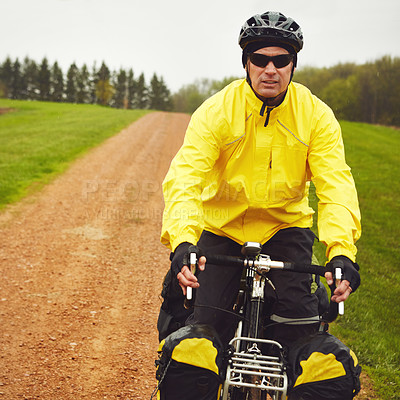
[161,79,361,261]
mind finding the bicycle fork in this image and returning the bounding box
[221,269,287,399]
[248,268,266,342]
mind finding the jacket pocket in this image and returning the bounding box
[268,145,308,205]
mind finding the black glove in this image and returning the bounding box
[170,242,203,277]
[327,255,361,293]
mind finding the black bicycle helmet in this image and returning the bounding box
[239,11,303,54]
[239,12,304,122]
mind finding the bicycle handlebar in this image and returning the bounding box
[205,253,329,277]
[187,251,342,322]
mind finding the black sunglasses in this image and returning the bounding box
[249,53,294,69]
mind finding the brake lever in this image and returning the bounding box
[184,252,197,309]
[186,253,197,300]
[323,265,344,322]
[335,267,344,315]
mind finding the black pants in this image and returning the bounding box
[186,227,320,348]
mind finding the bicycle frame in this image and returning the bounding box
[220,253,288,400]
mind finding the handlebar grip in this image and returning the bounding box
[205,254,245,268]
[283,263,327,277]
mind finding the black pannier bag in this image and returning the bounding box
[155,324,224,400]
[286,331,361,400]
[157,268,193,341]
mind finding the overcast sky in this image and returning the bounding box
[2,0,399,92]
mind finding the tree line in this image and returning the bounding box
[171,55,400,127]
[0,56,172,111]
[1,55,399,126]
[294,55,400,127]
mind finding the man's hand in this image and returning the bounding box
[170,243,206,295]
[177,256,206,295]
[325,255,360,303]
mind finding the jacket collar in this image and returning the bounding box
[244,80,291,126]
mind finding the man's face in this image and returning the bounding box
[246,46,294,102]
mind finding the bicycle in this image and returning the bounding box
[186,241,344,400]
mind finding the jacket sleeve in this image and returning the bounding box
[308,105,361,262]
[161,106,222,251]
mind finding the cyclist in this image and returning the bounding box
[160,11,361,351]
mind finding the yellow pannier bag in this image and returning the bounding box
[154,324,224,400]
[286,332,361,400]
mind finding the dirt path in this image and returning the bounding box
[0,112,189,399]
[0,112,377,399]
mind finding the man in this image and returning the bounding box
[160,11,361,348]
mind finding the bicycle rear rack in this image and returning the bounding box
[222,337,287,399]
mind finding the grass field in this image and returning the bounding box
[0,100,399,399]
[0,99,149,208]
[311,121,400,399]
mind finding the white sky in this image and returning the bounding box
[1,0,400,92]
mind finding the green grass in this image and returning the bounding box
[0,99,149,208]
[311,121,400,399]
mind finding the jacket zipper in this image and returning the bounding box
[264,107,274,127]
[259,102,274,127]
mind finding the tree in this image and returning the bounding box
[126,68,136,109]
[320,75,359,121]
[373,56,400,126]
[386,57,400,126]
[11,58,24,99]
[95,80,114,106]
[134,73,148,109]
[38,57,51,101]
[65,63,78,103]
[0,57,13,98]
[173,83,206,113]
[172,77,239,113]
[21,57,39,100]
[113,68,127,108]
[17,58,28,99]
[76,64,90,104]
[95,62,114,106]
[50,61,64,102]
[294,66,335,99]
[209,76,240,95]
[148,73,172,111]
[0,81,5,98]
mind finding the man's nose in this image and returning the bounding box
[264,61,276,73]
